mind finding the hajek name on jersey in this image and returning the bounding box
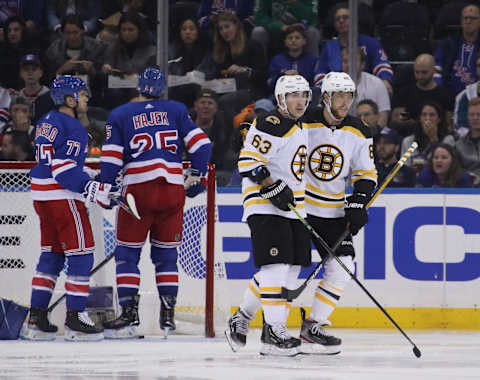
[35,123,58,142]
[132,112,170,129]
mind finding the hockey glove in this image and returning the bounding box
[185,168,206,198]
[344,193,368,236]
[84,180,120,209]
[259,179,295,212]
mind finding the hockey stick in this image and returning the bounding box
[282,141,418,300]
[47,253,115,312]
[110,193,141,220]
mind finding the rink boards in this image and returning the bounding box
[216,188,480,329]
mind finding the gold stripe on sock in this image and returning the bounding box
[315,292,337,307]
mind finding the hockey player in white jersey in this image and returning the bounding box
[225,75,311,356]
[299,72,377,354]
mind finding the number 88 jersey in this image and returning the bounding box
[238,110,308,221]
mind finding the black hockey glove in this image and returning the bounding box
[260,180,294,212]
[344,192,368,236]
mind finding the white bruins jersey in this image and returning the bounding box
[238,110,308,221]
[303,107,377,218]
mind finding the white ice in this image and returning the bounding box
[1,329,479,380]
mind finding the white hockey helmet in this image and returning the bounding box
[321,72,356,121]
[274,75,312,117]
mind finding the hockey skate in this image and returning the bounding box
[225,308,252,352]
[64,310,104,341]
[299,308,341,355]
[103,295,140,339]
[159,295,176,339]
[260,319,301,357]
[20,307,58,341]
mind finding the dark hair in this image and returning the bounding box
[113,11,151,55]
[415,101,449,152]
[4,130,33,156]
[61,14,84,31]
[4,16,25,45]
[284,24,306,39]
[358,99,379,114]
[428,143,463,187]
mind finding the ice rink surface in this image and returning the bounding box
[1,329,479,380]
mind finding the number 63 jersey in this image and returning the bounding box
[238,110,308,221]
[303,107,377,218]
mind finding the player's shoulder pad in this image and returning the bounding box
[341,115,373,139]
[254,110,297,137]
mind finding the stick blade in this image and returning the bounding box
[126,193,141,220]
[413,346,422,358]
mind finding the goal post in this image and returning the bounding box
[0,161,226,337]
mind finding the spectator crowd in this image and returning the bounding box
[0,0,478,188]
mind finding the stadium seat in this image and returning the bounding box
[433,1,469,40]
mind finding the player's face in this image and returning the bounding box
[218,20,237,43]
[285,91,309,119]
[285,31,306,51]
[432,147,452,176]
[375,137,398,162]
[181,19,198,45]
[330,92,354,119]
[334,8,349,34]
[120,21,139,44]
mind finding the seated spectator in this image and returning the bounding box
[342,48,390,127]
[168,18,208,108]
[454,51,480,134]
[357,99,381,138]
[0,130,34,161]
[267,25,318,91]
[314,2,393,96]
[0,85,10,132]
[0,0,44,42]
[434,4,480,96]
[401,101,455,173]
[392,54,454,138]
[191,88,234,184]
[46,14,106,103]
[0,16,39,90]
[199,11,268,115]
[17,54,49,103]
[455,97,480,186]
[252,0,321,56]
[198,0,255,36]
[375,127,416,187]
[5,96,34,139]
[46,0,101,37]
[417,143,472,187]
[100,0,157,36]
[102,11,156,109]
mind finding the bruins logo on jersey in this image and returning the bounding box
[309,144,344,181]
[265,115,281,125]
[291,144,307,182]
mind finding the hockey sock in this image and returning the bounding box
[65,253,93,311]
[151,246,178,298]
[285,265,300,321]
[31,251,65,309]
[258,263,289,326]
[114,245,141,306]
[239,274,261,318]
[311,256,354,323]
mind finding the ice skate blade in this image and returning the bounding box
[259,343,300,357]
[162,327,172,339]
[104,325,138,339]
[64,327,104,342]
[224,329,244,353]
[20,325,56,341]
[300,340,341,355]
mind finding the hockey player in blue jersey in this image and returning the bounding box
[101,67,212,339]
[22,75,119,341]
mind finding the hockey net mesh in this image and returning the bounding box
[0,163,228,336]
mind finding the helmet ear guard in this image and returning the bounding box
[274,75,312,117]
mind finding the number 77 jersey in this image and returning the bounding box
[100,99,211,186]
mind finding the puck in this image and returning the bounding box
[138,335,145,339]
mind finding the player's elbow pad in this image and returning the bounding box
[242,165,271,184]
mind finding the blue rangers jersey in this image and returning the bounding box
[100,99,211,186]
[30,110,91,201]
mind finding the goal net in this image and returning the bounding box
[0,162,228,337]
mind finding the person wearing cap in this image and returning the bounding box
[191,88,234,183]
[375,127,416,187]
[18,54,49,102]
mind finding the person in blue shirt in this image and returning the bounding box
[417,143,472,188]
